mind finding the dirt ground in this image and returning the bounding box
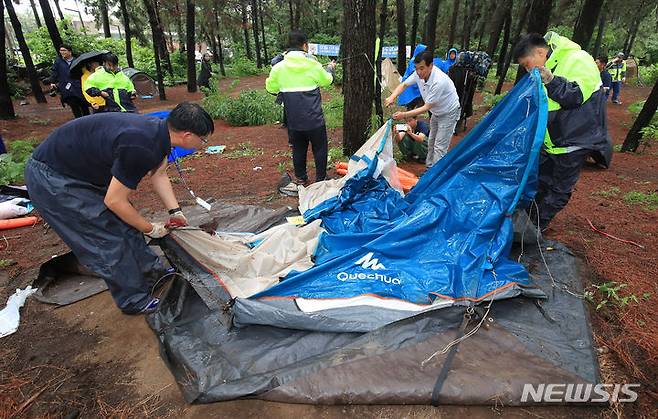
[0,76,656,418]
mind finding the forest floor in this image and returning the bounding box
[0,76,656,418]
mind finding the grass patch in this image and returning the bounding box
[592,186,621,198]
[225,142,264,159]
[0,259,16,268]
[481,92,507,110]
[203,89,281,126]
[584,281,642,311]
[322,92,344,129]
[623,191,658,210]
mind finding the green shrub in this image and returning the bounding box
[227,58,265,77]
[482,92,507,110]
[203,89,281,126]
[0,139,37,186]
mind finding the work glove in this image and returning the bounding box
[145,222,169,239]
[538,66,554,84]
[167,210,188,228]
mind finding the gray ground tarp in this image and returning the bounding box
[148,202,599,405]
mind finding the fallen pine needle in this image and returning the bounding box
[586,218,645,249]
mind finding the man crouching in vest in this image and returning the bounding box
[513,32,609,231]
[266,30,337,196]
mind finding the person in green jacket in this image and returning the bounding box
[266,30,336,196]
[85,53,137,113]
[513,32,608,230]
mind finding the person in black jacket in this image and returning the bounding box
[197,53,213,89]
[50,45,90,118]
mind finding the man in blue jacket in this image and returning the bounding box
[50,45,90,119]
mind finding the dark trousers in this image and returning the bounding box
[288,125,328,182]
[25,158,164,314]
[532,149,590,229]
[611,81,622,102]
[63,96,90,118]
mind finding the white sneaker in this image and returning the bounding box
[279,181,301,196]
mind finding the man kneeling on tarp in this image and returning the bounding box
[25,103,214,314]
[396,114,430,163]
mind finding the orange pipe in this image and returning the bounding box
[0,216,39,230]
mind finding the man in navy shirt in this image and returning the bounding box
[25,103,214,314]
[395,115,430,163]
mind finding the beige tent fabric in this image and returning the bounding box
[381,58,401,93]
[170,220,323,298]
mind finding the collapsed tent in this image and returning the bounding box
[121,67,158,97]
[149,70,599,404]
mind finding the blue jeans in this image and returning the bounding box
[611,81,622,102]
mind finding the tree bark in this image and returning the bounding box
[410,0,419,52]
[100,0,111,38]
[515,0,553,84]
[592,5,606,58]
[571,0,604,50]
[38,0,63,52]
[424,0,440,53]
[375,0,388,126]
[259,0,268,63]
[293,0,300,29]
[4,0,46,103]
[621,78,658,152]
[0,1,15,119]
[186,0,196,92]
[497,0,531,93]
[475,0,492,50]
[213,1,226,76]
[143,0,166,99]
[461,0,471,50]
[396,0,406,74]
[154,1,174,77]
[342,0,376,155]
[241,2,253,60]
[119,0,134,67]
[496,7,512,77]
[174,0,185,51]
[53,0,64,20]
[447,0,460,48]
[288,0,294,30]
[29,0,41,27]
[251,0,262,68]
[486,0,511,58]
[624,3,645,57]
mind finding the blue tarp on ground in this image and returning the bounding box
[253,70,547,306]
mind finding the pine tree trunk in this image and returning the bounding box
[259,0,269,63]
[396,0,406,74]
[293,0,300,29]
[288,0,294,30]
[592,6,606,58]
[241,2,253,60]
[29,0,41,27]
[410,0,419,52]
[515,0,552,83]
[0,1,15,119]
[143,0,166,99]
[571,0,604,50]
[475,0,492,50]
[100,0,111,38]
[38,0,63,52]
[424,0,440,53]
[447,0,460,48]
[485,0,510,58]
[174,0,185,51]
[4,0,46,103]
[53,0,63,20]
[154,1,174,77]
[213,1,226,76]
[461,0,471,50]
[375,0,388,126]
[342,0,376,156]
[496,8,511,78]
[251,0,262,68]
[497,0,531,93]
[119,0,134,67]
[624,3,644,57]
[186,0,196,92]
[621,78,658,152]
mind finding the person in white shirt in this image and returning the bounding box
[385,51,460,167]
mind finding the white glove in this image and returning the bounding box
[538,66,554,84]
[145,222,169,239]
[167,210,188,227]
